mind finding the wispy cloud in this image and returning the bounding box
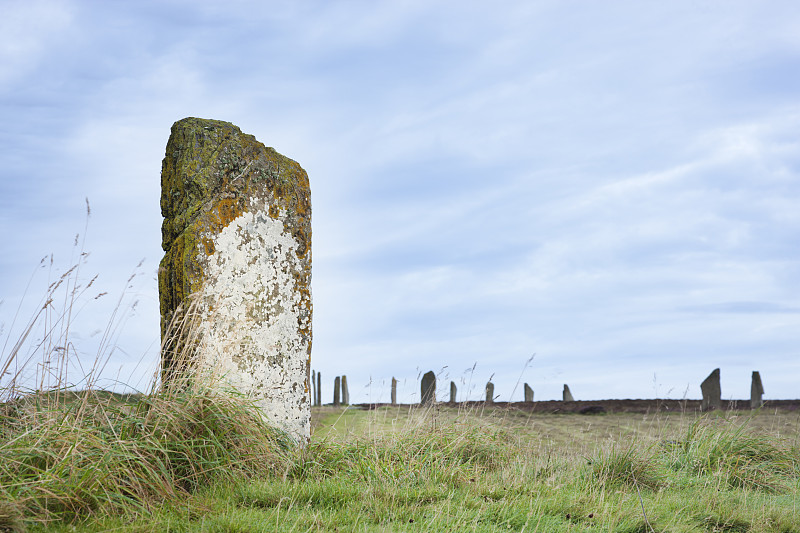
[1,1,799,401]
[679,302,800,314]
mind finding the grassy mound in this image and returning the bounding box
[0,387,293,527]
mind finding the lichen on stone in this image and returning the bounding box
[158,117,312,441]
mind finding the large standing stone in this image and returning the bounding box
[421,371,436,405]
[524,383,534,403]
[700,368,721,411]
[391,377,397,405]
[333,376,341,406]
[563,384,574,402]
[485,382,494,404]
[750,371,764,410]
[450,381,457,404]
[341,375,350,405]
[159,118,312,441]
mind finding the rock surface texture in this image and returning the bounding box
[421,371,436,405]
[524,383,534,403]
[311,370,316,407]
[701,368,721,411]
[159,117,312,441]
[333,376,341,406]
[563,384,574,402]
[485,382,494,404]
[316,371,321,407]
[341,375,350,405]
[750,371,764,410]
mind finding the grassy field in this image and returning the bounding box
[2,253,797,531]
[2,397,798,532]
[312,403,800,457]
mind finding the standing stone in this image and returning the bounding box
[420,371,436,405]
[316,371,321,406]
[158,118,312,441]
[524,383,534,403]
[485,382,494,404]
[391,377,397,406]
[751,371,764,410]
[563,384,574,402]
[700,368,721,411]
[450,381,457,404]
[311,370,316,407]
[333,376,341,406]
[341,375,350,405]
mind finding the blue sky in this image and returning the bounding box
[2,1,799,402]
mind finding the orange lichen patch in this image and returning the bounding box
[268,204,280,219]
[158,219,213,340]
[202,237,215,255]
[207,197,245,234]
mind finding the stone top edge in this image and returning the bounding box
[159,116,311,254]
[171,116,242,132]
[168,117,293,160]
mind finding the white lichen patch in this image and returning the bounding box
[195,203,310,441]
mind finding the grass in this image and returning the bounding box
[0,386,293,525]
[0,402,796,532]
[1,237,798,531]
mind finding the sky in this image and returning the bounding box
[1,0,799,403]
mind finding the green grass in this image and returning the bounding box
[1,401,797,532]
[0,386,293,528]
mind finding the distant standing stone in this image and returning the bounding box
[524,383,534,403]
[700,368,721,411]
[391,377,397,406]
[563,384,574,402]
[421,371,436,405]
[333,376,341,406]
[341,375,350,405]
[750,371,764,410]
[316,371,321,407]
[450,381,457,404]
[158,117,312,441]
[485,382,494,404]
